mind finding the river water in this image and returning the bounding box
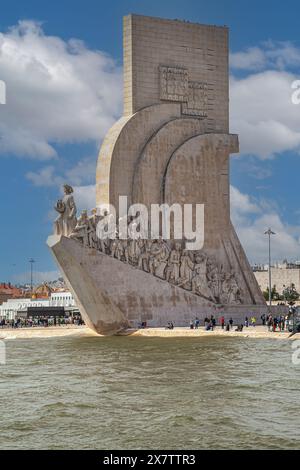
[0,336,299,450]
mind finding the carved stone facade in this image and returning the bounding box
[159,66,188,102]
[48,15,266,335]
[182,81,209,117]
[67,210,242,306]
[159,66,212,118]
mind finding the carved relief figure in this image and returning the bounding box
[111,237,124,261]
[56,190,244,305]
[54,184,77,237]
[207,256,225,302]
[152,238,170,279]
[70,210,90,247]
[178,250,194,290]
[138,239,152,272]
[122,239,129,263]
[165,242,182,283]
[221,272,241,305]
[191,254,215,300]
[96,211,112,254]
[88,208,99,249]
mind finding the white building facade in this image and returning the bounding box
[0,292,76,320]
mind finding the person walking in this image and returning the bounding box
[267,315,273,331]
[229,317,233,329]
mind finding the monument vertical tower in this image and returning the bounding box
[48,15,266,335]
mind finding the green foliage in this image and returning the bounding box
[282,283,300,301]
[263,285,281,301]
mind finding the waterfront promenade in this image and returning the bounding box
[0,325,298,340]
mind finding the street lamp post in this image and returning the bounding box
[264,229,275,310]
[29,258,36,295]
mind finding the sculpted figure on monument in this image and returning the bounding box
[191,254,215,300]
[70,210,91,247]
[137,239,152,272]
[152,238,170,279]
[165,242,182,283]
[221,272,242,305]
[148,240,159,275]
[96,210,112,254]
[111,237,125,261]
[96,211,116,254]
[122,239,130,263]
[54,184,77,236]
[207,256,225,303]
[88,208,99,249]
[126,218,141,265]
[178,250,194,290]
[127,239,137,265]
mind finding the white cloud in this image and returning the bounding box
[230,185,300,263]
[230,46,267,71]
[230,185,260,215]
[65,157,96,186]
[73,184,96,213]
[26,156,96,187]
[230,70,300,158]
[0,20,122,159]
[26,165,64,186]
[230,41,300,71]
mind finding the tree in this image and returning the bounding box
[282,284,299,302]
[263,285,280,301]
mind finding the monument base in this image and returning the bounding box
[48,235,270,335]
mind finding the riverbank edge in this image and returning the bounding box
[0,325,299,340]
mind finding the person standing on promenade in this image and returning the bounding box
[229,317,233,329]
[245,316,249,327]
[251,316,256,327]
[267,315,273,331]
[220,316,225,329]
[261,313,266,326]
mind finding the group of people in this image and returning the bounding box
[184,313,291,332]
[0,315,84,329]
[189,315,236,331]
[244,316,257,327]
[266,314,288,332]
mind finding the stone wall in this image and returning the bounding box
[254,268,300,294]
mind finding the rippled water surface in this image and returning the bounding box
[0,336,299,449]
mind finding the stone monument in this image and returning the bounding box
[47,14,266,335]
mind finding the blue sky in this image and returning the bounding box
[0,0,300,284]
